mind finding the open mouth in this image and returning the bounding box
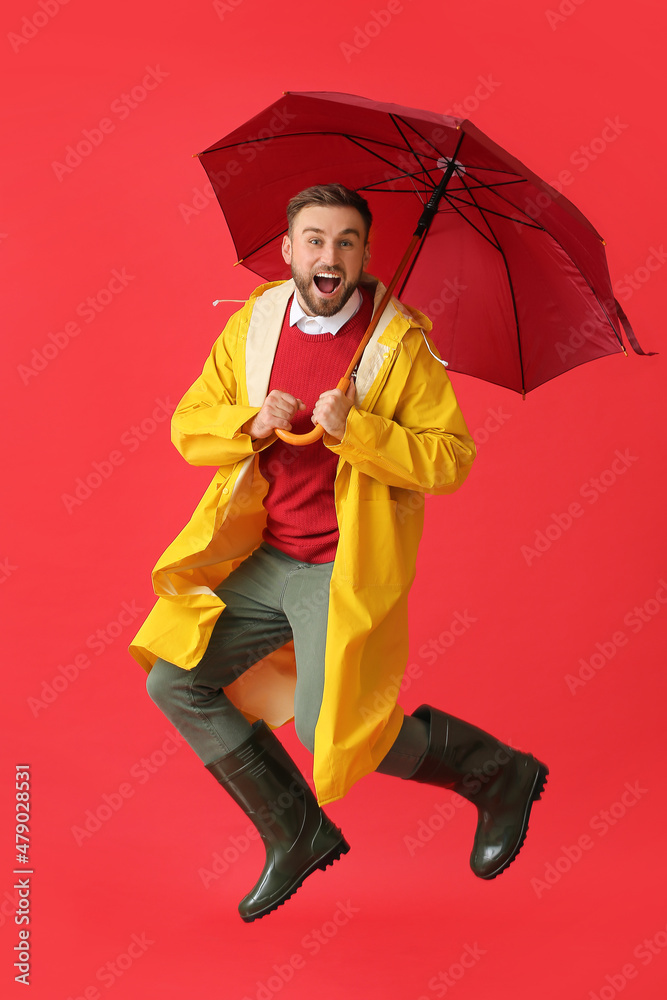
[313,272,342,295]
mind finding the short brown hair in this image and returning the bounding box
[286,184,372,241]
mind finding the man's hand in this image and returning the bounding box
[243,390,305,439]
[312,380,356,441]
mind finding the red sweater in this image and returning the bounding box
[259,287,374,563]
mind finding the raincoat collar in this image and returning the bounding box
[244,276,432,409]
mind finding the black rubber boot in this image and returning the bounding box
[206,721,349,922]
[408,705,548,879]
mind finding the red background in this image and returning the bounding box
[2,1,666,998]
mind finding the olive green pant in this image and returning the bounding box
[146,541,427,777]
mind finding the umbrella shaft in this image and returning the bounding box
[341,233,421,382]
[414,145,460,237]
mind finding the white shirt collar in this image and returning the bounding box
[289,287,362,336]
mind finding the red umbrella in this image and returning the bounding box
[196,91,650,444]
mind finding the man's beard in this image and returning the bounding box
[291,263,362,317]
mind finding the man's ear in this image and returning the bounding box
[363,241,371,269]
[281,234,292,266]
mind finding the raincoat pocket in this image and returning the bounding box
[340,498,407,589]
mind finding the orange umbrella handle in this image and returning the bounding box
[273,232,421,447]
[275,377,351,445]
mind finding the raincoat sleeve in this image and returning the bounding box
[171,307,275,466]
[325,327,476,493]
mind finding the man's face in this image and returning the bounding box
[281,204,371,317]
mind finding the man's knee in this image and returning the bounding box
[146,658,181,709]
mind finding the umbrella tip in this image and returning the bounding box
[233,259,244,267]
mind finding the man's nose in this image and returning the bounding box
[321,244,342,267]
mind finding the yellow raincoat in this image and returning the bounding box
[130,277,475,804]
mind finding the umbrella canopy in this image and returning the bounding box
[197,91,647,395]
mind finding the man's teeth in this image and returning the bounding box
[313,271,342,294]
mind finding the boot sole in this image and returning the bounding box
[478,761,549,880]
[240,836,350,923]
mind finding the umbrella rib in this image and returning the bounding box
[202,132,522,177]
[438,196,503,250]
[389,114,434,202]
[390,116,536,178]
[458,170,625,345]
[357,170,434,194]
[344,135,437,184]
[387,117,536,220]
[453,165,551,230]
[420,158,526,176]
[392,115,473,210]
[445,192,545,230]
[458,173,527,393]
[357,183,434,194]
[238,228,286,261]
[393,115,453,163]
[571,275,624,349]
[454,178,529,191]
[388,114,417,156]
[202,131,431,159]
